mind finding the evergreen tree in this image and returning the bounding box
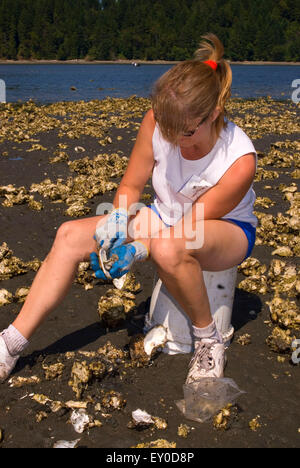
[0,0,298,61]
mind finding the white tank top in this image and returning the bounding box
[152,120,258,228]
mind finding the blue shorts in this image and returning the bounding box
[147,204,256,264]
[224,218,256,264]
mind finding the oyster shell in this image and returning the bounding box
[75,262,94,290]
[236,334,252,346]
[68,361,92,399]
[132,439,176,448]
[0,289,13,307]
[265,327,294,353]
[42,362,65,380]
[65,401,89,410]
[254,197,275,209]
[97,288,136,328]
[50,151,69,163]
[53,439,81,449]
[97,340,127,361]
[267,261,299,297]
[9,376,41,388]
[0,243,41,281]
[128,409,167,430]
[267,295,300,330]
[74,146,85,153]
[213,404,234,430]
[238,257,267,276]
[127,409,154,429]
[88,361,106,379]
[14,287,30,303]
[249,416,262,432]
[70,409,90,434]
[31,394,64,413]
[129,325,168,366]
[272,246,293,257]
[238,275,268,295]
[35,412,48,423]
[177,423,191,438]
[100,390,126,411]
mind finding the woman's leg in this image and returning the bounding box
[148,219,248,381]
[11,206,165,340]
[149,218,248,327]
[12,215,106,340]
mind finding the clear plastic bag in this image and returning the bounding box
[176,378,246,423]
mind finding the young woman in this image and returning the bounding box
[0,34,257,384]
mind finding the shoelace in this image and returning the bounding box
[189,341,216,372]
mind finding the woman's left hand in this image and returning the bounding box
[90,241,148,280]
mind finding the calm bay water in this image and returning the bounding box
[0,63,299,104]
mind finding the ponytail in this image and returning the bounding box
[194,34,232,135]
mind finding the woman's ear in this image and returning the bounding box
[210,107,221,123]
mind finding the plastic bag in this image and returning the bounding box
[176,378,246,423]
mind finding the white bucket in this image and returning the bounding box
[144,267,237,354]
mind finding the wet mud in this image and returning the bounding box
[0,97,299,448]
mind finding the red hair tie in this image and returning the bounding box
[204,60,218,71]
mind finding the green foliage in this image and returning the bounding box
[0,0,298,61]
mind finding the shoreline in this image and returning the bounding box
[0,59,300,66]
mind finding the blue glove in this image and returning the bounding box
[94,208,128,251]
[90,251,106,280]
[90,241,148,280]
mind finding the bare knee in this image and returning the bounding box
[55,221,76,248]
[150,238,190,274]
[54,220,96,257]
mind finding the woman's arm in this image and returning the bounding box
[165,152,257,243]
[190,152,257,223]
[112,109,156,211]
[131,152,256,253]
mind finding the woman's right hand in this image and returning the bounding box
[94,208,129,251]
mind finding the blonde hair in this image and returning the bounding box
[151,33,232,144]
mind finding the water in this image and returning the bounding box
[0,63,299,104]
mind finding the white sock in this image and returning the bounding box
[192,320,222,343]
[1,325,29,356]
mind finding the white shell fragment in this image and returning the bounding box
[129,325,168,366]
[70,409,90,434]
[128,409,168,430]
[74,146,85,153]
[112,274,128,290]
[144,325,168,357]
[132,409,154,426]
[127,408,168,430]
[53,439,81,449]
[9,376,41,388]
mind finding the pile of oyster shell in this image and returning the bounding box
[97,273,141,328]
[4,328,170,440]
[0,242,41,307]
[0,96,150,217]
[0,152,128,216]
[238,181,299,356]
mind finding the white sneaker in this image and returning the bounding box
[0,334,20,382]
[186,338,226,384]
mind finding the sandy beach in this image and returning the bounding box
[0,96,299,448]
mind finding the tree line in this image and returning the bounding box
[0,0,299,62]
